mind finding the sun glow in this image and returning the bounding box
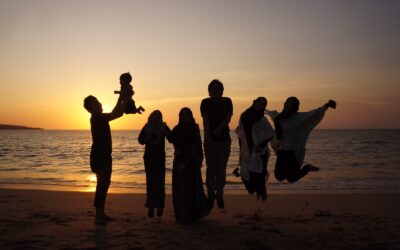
[88,175,97,182]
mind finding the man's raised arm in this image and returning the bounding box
[109,95,128,121]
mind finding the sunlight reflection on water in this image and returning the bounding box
[0,129,399,193]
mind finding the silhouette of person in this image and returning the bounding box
[171,107,211,224]
[83,94,128,224]
[115,72,145,114]
[265,97,337,182]
[138,110,172,218]
[200,79,233,209]
[236,97,274,201]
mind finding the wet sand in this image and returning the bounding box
[0,188,399,249]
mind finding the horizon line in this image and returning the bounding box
[2,128,400,131]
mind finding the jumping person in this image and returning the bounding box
[237,97,274,201]
[265,97,337,183]
[200,79,233,209]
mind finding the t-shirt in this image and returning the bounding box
[90,113,112,156]
[200,97,233,142]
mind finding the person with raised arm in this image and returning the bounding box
[265,97,337,183]
[83,90,128,224]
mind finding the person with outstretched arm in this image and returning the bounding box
[265,97,336,183]
[83,93,128,224]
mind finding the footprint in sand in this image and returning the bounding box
[250,225,263,231]
[123,230,138,237]
[50,216,71,225]
[264,228,282,235]
[314,210,333,217]
[86,210,95,216]
[331,226,344,232]
[30,212,71,225]
[244,238,269,249]
[127,247,145,250]
[31,212,52,219]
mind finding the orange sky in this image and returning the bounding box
[0,0,399,129]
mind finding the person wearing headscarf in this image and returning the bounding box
[171,107,211,224]
[236,97,274,201]
[138,110,172,218]
[265,97,337,182]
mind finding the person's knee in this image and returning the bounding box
[286,175,298,183]
[100,178,111,187]
[274,171,286,182]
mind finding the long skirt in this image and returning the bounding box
[144,156,165,209]
[172,164,210,224]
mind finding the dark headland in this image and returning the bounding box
[0,124,43,130]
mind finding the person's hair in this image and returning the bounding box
[179,107,196,124]
[120,72,132,83]
[285,96,300,113]
[254,96,267,106]
[83,95,96,113]
[274,96,300,140]
[208,79,224,91]
[148,110,162,124]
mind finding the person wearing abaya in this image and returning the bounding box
[138,110,172,218]
[265,97,337,183]
[171,107,211,224]
[236,97,274,201]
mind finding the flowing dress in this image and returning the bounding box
[171,123,211,224]
[237,116,274,195]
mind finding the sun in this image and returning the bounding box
[88,175,97,182]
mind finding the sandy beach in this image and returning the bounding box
[0,189,399,249]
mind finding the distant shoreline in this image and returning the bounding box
[0,124,43,130]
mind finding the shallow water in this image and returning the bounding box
[0,129,399,193]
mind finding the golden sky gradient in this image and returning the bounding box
[1,0,399,129]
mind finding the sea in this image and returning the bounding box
[0,130,399,193]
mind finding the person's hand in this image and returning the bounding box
[326,99,337,109]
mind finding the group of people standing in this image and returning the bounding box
[137,80,232,224]
[83,74,336,225]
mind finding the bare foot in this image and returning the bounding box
[103,214,115,221]
[306,164,320,171]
